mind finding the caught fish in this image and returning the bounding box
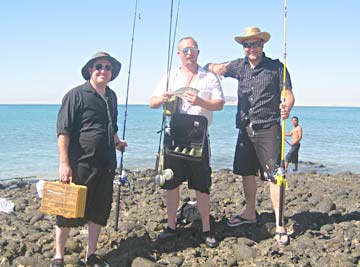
[172,87,199,97]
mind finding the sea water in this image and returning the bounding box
[0,104,359,180]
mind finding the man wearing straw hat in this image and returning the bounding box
[206,27,294,246]
[53,52,127,267]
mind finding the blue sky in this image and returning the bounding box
[2,0,359,106]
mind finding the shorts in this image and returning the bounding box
[233,124,281,180]
[163,136,212,194]
[56,165,115,227]
[286,143,300,163]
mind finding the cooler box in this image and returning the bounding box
[40,181,87,218]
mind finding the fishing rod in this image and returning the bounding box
[154,0,181,174]
[285,139,292,146]
[276,0,288,228]
[114,0,139,231]
[0,175,37,182]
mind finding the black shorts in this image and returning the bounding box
[163,136,212,194]
[233,124,281,180]
[286,143,300,163]
[56,165,115,227]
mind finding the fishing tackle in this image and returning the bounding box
[278,0,288,227]
[154,0,181,184]
[114,0,139,231]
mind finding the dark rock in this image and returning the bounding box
[1,169,360,267]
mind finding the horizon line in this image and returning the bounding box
[0,103,359,108]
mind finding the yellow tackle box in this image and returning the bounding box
[40,181,87,218]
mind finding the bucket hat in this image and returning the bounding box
[234,27,271,44]
[81,52,121,81]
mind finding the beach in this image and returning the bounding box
[1,169,360,267]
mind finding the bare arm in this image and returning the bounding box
[280,89,295,120]
[206,62,230,76]
[58,134,72,183]
[285,129,293,137]
[149,92,174,109]
[183,91,224,111]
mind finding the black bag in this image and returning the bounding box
[176,199,200,225]
[164,113,208,161]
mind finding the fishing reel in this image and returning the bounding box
[114,170,130,187]
[263,167,288,188]
[155,168,174,187]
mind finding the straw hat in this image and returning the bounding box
[234,27,271,44]
[81,51,121,81]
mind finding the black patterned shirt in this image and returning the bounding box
[225,53,292,130]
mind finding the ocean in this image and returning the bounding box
[0,104,359,181]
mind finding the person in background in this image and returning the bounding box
[205,27,294,246]
[53,52,127,267]
[285,116,302,171]
[150,37,225,248]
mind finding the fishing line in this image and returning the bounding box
[277,0,288,227]
[155,0,181,173]
[114,0,139,231]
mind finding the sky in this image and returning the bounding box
[1,0,359,107]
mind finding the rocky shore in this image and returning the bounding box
[1,169,360,267]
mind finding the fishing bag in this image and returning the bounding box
[176,199,200,225]
[164,113,208,161]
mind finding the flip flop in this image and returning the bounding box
[275,231,290,247]
[227,214,257,227]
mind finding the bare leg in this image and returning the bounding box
[229,175,257,223]
[195,190,210,232]
[269,182,288,243]
[87,221,102,258]
[166,187,180,229]
[294,163,298,171]
[55,226,71,259]
[284,161,289,171]
[241,175,257,219]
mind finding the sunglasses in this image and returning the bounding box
[181,47,198,54]
[242,41,263,48]
[94,63,112,71]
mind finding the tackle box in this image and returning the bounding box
[40,181,87,218]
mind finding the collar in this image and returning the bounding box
[244,52,268,67]
[83,81,110,97]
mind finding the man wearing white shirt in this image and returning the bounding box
[150,37,224,248]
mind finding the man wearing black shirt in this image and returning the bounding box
[206,27,294,246]
[52,52,127,267]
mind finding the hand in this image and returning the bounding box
[59,162,72,183]
[161,92,174,104]
[211,62,230,76]
[116,140,128,151]
[183,90,199,106]
[279,102,290,120]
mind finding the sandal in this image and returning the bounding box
[201,231,219,248]
[157,226,177,240]
[227,214,257,227]
[274,231,290,247]
[51,258,65,267]
[86,254,110,267]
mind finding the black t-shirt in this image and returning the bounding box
[57,81,118,169]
